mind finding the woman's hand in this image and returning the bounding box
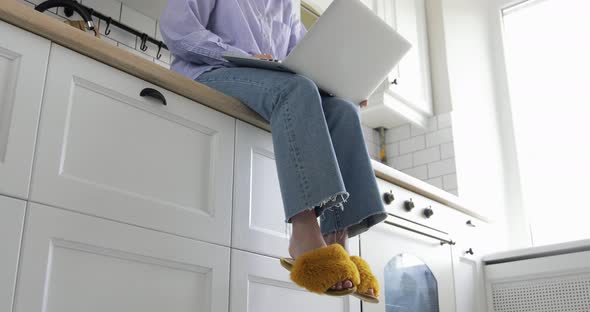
[254,53,274,60]
[360,100,368,108]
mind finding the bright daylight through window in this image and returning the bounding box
[502,0,590,246]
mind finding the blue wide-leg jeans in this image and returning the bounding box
[197,67,386,237]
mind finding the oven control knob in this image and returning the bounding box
[383,191,395,205]
[423,206,434,218]
[404,199,415,211]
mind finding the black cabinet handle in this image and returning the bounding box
[140,88,167,106]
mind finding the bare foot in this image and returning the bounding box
[289,210,354,291]
[324,230,375,296]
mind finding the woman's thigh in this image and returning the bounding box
[196,67,320,121]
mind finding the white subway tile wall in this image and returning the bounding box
[428,158,456,178]
[413,146,440,166]
[392,153,413,170]
[426,177,443,189]
[440,142,455,159]
[18,0,172,68]
[443,174,458,190]
[386,142,400,158]
[120,5,156,35]
[82,0,122,19]
[385,124,411,143]
[383,113,459,196]
[425,127,453,147]
[402,165,428,181]
[399,136,426,155]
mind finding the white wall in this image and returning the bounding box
[119,0,166,20]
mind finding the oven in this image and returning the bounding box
[361,178,458,312]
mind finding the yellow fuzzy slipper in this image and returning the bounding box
[280,244,361,296]
[349,256,380,303]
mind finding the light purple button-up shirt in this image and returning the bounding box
[159,0,307,79]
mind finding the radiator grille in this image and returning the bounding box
[491,274,590,312]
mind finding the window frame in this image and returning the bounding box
[489,0,585,246]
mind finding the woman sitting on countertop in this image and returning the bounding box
[159,0,385,302]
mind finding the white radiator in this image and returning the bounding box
[484,246,590,312]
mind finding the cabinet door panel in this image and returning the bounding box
[14,203,230,312]
[233,121,287,258]
[230,249,361,312]
[0,21,49,199]
[30,45,235,245]
[393,0,432,114]
[233,121,360,257]
[0,195,26,312]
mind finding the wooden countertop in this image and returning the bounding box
[0,0,490,222]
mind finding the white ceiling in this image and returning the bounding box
[119,0,167,20]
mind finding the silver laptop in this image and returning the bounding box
[223,0,411,104]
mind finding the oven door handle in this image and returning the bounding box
[384,219,456,246]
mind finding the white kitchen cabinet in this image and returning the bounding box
[230,249,361,312]
[361,0,434,129]
[30,44,236,246]
[232,120,288,258]
[14,203,231,312]
[0,21,49,199]
[389,0,432,114]
[233,121,360,258]
[0,195,26,312]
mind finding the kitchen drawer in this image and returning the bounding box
[14,203,230,312]
[30,45,236,246]
[232,121,359,258]
[0,195,26,312]
[0,20,50,199]
[230,249,361,312]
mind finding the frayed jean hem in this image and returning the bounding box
[284,191,349,223]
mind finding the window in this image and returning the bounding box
[502,0,590,246]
